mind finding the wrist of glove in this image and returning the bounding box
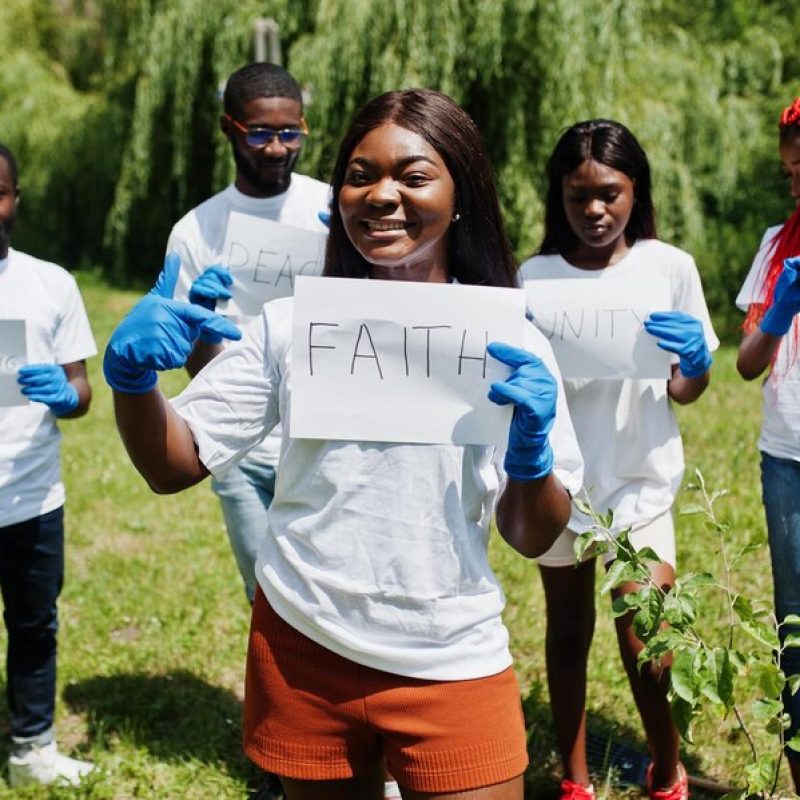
[504,424,555,482]
[760,257,800,337]
[17,364,80,416]
[643,311,712,379]
[103,347,158,394]
[487,342,557,483]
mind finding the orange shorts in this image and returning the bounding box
[243,589,528,793]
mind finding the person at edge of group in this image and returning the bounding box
[169,61,329,605]
[519,120,719,800]
[736,96,800,791]
[0,144,97,788]
[102,88,584,799]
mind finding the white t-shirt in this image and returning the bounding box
[736,225,800,461]
[168,176,330,468]
[172,296,584,680]
[520,239,719,534]
[0,249,97,527]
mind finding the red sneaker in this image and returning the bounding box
[646,762,689,800]
[560,778,596,800]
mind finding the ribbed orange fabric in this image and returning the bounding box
[243,589,528,792]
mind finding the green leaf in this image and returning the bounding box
[611,591,644,618]
[751,697,783,721]
[677,572,715,591]
[639,629,684,667]
[717,648,734,707]
[573,497,593,516]
[786,735,800,753]
[740,618,780,650]
[788,674,800,696]
[782,614,800,626]
[732,594,755,622]
[635,545,662,563]
[678,503,706,516]
[573,530,596,563]
[663,592,697,628]
[744,755,777,793]
[599,559,641,594]
[633,589,664,641]
[784,633,800,648]
[670,696,694,743]
[750,661,786,697]
[671,648,698,703]
[731,541,763,563]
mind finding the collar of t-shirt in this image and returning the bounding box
[223,183,293,214]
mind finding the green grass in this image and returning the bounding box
[0,274,780,798]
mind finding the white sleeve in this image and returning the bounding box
[518,321,584,496]
[53,273,97,364]
[170,310,282,475]
[735,226,781,311]
[673,252,720,352]
[166,216,208,305]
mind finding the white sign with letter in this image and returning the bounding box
[219,212,328,316]
[0,319,27,406]
[523,276,672,379]
[290,277,526,444]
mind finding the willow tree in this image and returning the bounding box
[3,0,798,325]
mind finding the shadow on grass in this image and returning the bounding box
[63,669,256,782]
[521,682,730,800]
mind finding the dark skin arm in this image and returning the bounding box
[495,472,572,558]
[184,340,223,378]
[737,306,778,380]
[666,363,710,405]
[113,388,209,494]
[60,360,92,418]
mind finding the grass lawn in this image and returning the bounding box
[0,274,781,798]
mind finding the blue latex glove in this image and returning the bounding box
[487,342,556,482]
[17,364,79,417]
[643,311,712,379]
[761,257,800,336]
[188,265,233,344]
[104,252,241,394]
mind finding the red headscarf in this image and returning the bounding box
[743,98,800,348]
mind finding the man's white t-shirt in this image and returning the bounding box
[736,224,800,461]
[520,239,719,535]
[0,249,97,527]
[171,297,584,681]
[168,176,329,468]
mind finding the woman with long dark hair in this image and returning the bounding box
[102,89,583,799]
[520,119,718,800]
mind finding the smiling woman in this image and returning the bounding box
[103,88,585,800]
[323,89,519,289]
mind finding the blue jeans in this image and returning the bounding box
[762,452,800,752]
[0,507,64,744]
[211,460,276,603]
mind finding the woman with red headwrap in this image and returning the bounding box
[737,96,800,786]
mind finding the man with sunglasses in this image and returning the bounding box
[166,64,329,799]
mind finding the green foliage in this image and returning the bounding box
[0,0,798,322]
[582,469,799,797]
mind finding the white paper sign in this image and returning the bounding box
[219,212,328,316]
[524,276,671,379]
[0,320,27,406]
[290,277,526,444]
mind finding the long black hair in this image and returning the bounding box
[323,89,518,288]
[539,119,657,256]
